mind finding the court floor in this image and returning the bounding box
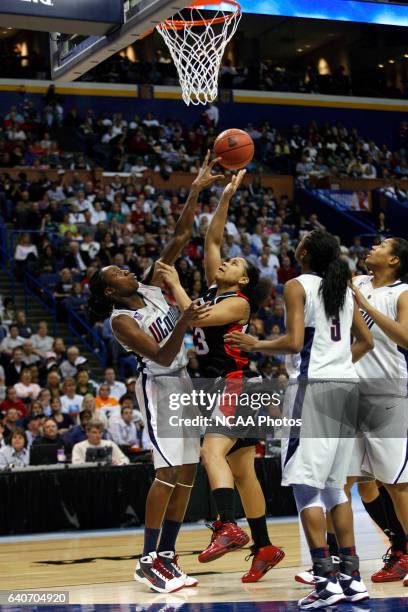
[0,496,406,611]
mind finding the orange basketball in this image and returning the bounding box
[214,128,254,170]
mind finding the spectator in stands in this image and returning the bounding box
[76,370,96,397]
[102,367,126,400]
[0,386,26,418]
[64,408,93,447]
[0,324,24,357]
[5,347,28,386]
[14,233,38,279]
[50,396,74,433]
[21,340,41,365]
[59,346,80,379]
[46,370,61,399]
[0,428,29,467]
[16,310,33,339]
[109,402,139,447]
[3,407,20,441]
[25,413,43,446]
[277,255,297,283]
[30,322,54,356]
[72,419,129,465]
[95,383,120,421]
[64,241,89,272]
[14,369,41,402]
[60,377,83,418]
[38,388,52,416]
[52,338,66,364]
[54,269,74,316]
[32,417,68,453]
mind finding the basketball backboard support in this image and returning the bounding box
[50,0,190,82]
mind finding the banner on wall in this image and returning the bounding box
[329,190,372,212]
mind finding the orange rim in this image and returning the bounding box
[158,0,241,30]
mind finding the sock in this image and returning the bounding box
[339,546,356,557]
[339,548,360,576]
[379,486,407,553]
[310,549,333,578]
[143,527,161,556]
[247,516,271,549]
[157,519,182,553]
[311,546,330,559]
[327,532,339,557]
[212,487,235,523]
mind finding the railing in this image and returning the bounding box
[0,223,9,271]
[23,271,57,338]
[67,308,107,368]
[0,224,107,366]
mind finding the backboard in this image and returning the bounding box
[50,0,190,82]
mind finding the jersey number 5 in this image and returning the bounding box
[193,327,209,355]
[330,318,341,342]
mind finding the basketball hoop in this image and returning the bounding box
[156,0,241,106]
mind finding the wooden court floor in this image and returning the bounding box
[0,508,406,605]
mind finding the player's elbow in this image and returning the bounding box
[366,335,375,351]
[288,339,303,353]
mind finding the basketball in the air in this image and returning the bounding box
[214,128,254,170]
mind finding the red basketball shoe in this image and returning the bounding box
[198,521,250,563]
[371,548,407,583]
[241,544,285,583]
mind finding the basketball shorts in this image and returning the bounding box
[281,380,359,489]
[348,393,408,484]
[136,367,201,470]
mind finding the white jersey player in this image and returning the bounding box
[348,238,408,587]
[226,230,373,608]
[88,152,222,594]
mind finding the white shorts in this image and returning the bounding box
[136,368,201,470]
[348,393,408,484]
[281,381,358,489]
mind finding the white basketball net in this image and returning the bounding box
[156,3,241,106]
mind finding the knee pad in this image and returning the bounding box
[292,484,325,513]
[321,486,348,511]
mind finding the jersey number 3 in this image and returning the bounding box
[193,327,209,355]
[330,318,341,342]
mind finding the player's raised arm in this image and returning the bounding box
[111,301,210,368]
[204,169,246,286]
[225,278,305,354]
[153,152,224,271]
[157,262,249,327]
[350,302,375,363]
[353,284,408,349]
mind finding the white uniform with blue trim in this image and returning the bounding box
[281,274,358,489]
[110,283,200,469]
[348,275,408,484]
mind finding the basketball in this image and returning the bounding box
[214,128,254,170]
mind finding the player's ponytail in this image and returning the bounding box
[303,230,351,319]
[241,261,273,312]
[88,270,114,322]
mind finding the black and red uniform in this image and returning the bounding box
[193,286,257,455]
[193,286,250,380]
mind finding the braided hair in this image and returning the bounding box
[303,230,351,319]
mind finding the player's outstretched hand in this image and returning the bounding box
[351,285,371,313]
[192,150,224,190]
[156,261,180,289]
[224,330,258,351]
[182,300,212,324]
[221,169,246,201]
